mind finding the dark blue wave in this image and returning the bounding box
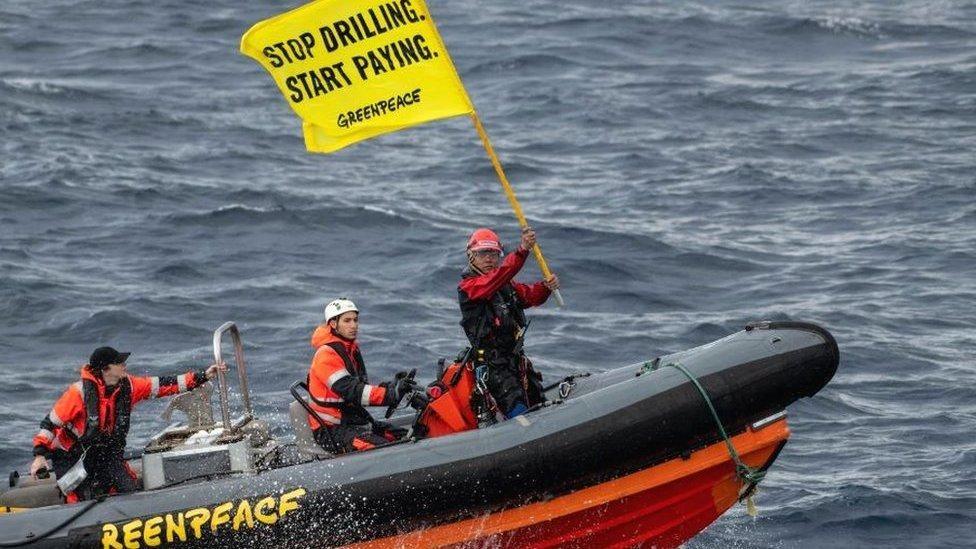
[1,0,974,545]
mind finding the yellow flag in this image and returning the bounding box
[241,0,474,153]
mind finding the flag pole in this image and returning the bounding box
[469,112,565,308]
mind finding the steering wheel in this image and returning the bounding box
[384,369,418,419]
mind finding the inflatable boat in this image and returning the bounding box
[0,320,838,548]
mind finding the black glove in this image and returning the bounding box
[407,391,430,411]
[382,373,419,407]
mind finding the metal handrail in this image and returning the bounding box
[212,322,254,431]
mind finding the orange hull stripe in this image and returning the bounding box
[345,418,790,548]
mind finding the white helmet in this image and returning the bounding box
[324,298,358,323]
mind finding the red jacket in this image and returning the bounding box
[32,366,206,457]
[458,246,551,306]
[307,325,387,428]
[458,246,551,351]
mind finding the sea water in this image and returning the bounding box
[1,1,973,547]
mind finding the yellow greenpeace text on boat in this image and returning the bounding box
[241,0,473,153]
[99,488,306,548]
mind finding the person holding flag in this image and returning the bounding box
[458,226,559,419]
[240,0,564,311]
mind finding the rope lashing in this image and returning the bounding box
[641,360,767,486]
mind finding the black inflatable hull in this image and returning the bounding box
[0,321,838,548]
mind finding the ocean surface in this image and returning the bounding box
[1,0,974,546]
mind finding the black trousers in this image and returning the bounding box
[52,445,139,501]
[485,353,544,415]
[314,423,400,453]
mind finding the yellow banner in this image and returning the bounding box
[241,0,473,153]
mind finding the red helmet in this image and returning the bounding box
[467,228,503,252]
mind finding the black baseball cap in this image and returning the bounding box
[89,347,131,371]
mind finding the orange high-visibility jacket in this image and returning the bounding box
[306,325,388,429]
[32,366,206,457]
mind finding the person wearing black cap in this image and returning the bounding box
[29,347,226,502]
